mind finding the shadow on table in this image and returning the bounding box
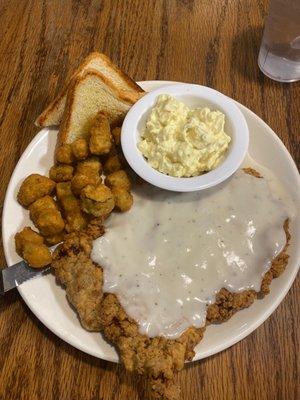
[231,25,269,84]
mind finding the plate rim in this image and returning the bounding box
[2,80,300,363]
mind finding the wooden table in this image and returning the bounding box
[0,1,299,399]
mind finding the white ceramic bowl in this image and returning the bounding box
[121,84,249,191]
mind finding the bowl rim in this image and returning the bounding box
[121,83,249,192]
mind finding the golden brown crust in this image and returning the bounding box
[243,167,263,178]
[17,174,56,207]
[53,219,290,399]
[80,184,115,217]
[206,219,290,323]
[71,138,90,160]
[52,229,204,399]
[49,164,74,182]
[56,144,75,164]
[86,68,142,103]
[56,182,88,232]
[112,187,133,212]
[15,227,52,268]
[94,52,144,94]
[34,85,69,127]
[89,112,113,155]
[35,52,144,127]
[57,69,140,149]
[29,195,65,236]
[105,169,131,191]
[15,227,44,256]
[260,219,290,294]
[52,233,103,331]
[51,169,291,400]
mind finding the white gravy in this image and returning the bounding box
[91,161,293,339]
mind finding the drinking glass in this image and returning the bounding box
[258,0,300,82]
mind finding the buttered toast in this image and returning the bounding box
[57,69,138,146]
[35,52,144,127]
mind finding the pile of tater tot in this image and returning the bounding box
[16,112,133,268]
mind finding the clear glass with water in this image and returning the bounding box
[258,0,300,82]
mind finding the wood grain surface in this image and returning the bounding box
[0,1,299,399]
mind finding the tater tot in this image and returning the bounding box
[105,170,131,191]
[15,227,44,256]
[80,184,115,217]
[49,164,74,182]
[89,113,112,155]
[71,138,89,160]
[22,242,52,268]
[29,196,65,236]
[56,144,74,164]
[111,127,121,146]
[17,174,55,207]
[56,182,87,232]
[112,187,133,212]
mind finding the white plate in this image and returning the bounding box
[2,81,300,363]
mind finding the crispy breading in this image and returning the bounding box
[105,170,131,191]
[76,157,102,175]
[49,164,74,182]
[71,138,89,160]
[29,195,65,236]
[111,127,121,146]
[83,217,105,239]
[17,174,55,207]
[99,293,204,378]
[52,230,104,331]
[56,182,87,232]
[71,157,102,196]
[112,187,133,211]
[52,220,290,399]
[89,112,112,155]
[56,144,75,164]
[52,230,204,399]
[29,195,57,220]
[51,170,291,400]
[22,243,52,268]
[15,227,44,256]
[103,154,123,174]
[243,167,262,178]
[71,172,101,196]
[206,219,290,323]
[106,140,118,157]
[15,227,51,268]
[80,184,115,217]
[44,232,65,246]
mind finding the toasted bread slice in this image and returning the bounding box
[57,69,135,146]
[35,52,144,127]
